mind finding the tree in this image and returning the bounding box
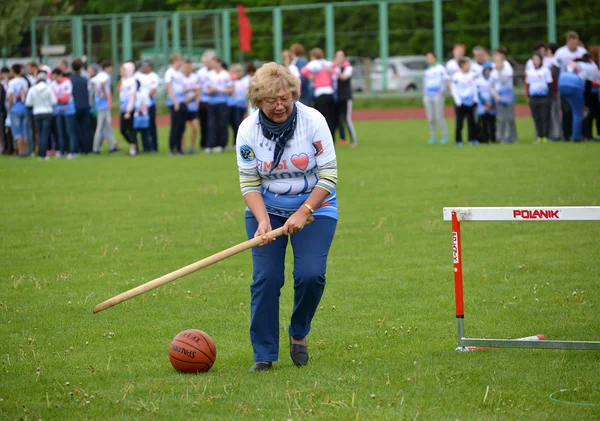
[0,0,72,55]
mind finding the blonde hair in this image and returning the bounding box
[310,47,324,60]
[247,62,300,108]
[230,63,244,77]
[169,53,182,63]
[281,49,293,67]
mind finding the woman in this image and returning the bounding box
[181,59,200,154]
[476,62,496,143]
[333,50,357,148]
[25,72,56,159]
[228,63,249,140]
[582,47,600,140]
[300,48,336,138]
[525,52,553,143]
[281,50,301,82]
[206,56,232,153]
[491,50,517,144]
[118,62,137,156]
[236,63,338,372]
[7,64,29,157]
[423,51,449,145]
[132,80,151,153]
[450,57,478,146]
[165,53,185,155]
[51,68,78,158]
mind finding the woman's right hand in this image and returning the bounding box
[255,219,275,247]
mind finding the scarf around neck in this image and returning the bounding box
[258,104,298,173]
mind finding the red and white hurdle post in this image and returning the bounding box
[444,206,600,352]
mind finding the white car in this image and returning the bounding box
[370,55,428,92]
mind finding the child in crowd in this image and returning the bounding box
[118,62,137,156]
[423,52,449,144]
[228,63,249,141]
[476,62,496,143]
[525,52,553,143]
[132,80,152,154]
[181,59,200,154]
[491,49,517,143]
[52,68,78,157]
[451,57,478,146]
[7,64,29,157]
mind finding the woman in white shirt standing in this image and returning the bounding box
[423,52,449,144]
[118,62,137,156]
[25,72,56,159]
[451,57,478,146]
[300,48,336,138]
[525,52,553,143]
[491,49,517,143]
[205,56,233,153]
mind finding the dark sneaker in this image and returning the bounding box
[247,362,273,372]
[290,338,308,366]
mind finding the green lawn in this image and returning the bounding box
[1,118,600,420]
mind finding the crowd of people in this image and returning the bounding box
[0,42,358,160]
[424,30,600,145]
[3,30,597,159]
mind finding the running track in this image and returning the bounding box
[111,104,531,126]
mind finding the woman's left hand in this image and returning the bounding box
[283,207,311,235]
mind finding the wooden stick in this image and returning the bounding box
[93,223,298,314]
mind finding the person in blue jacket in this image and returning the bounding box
[476,62,496,143]
[558,55,598,142]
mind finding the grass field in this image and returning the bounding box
[1,117,600,421]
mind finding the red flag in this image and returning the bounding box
[237,5,252,52]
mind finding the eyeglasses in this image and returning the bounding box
[263,96,292,107]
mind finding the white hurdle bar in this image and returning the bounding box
[443,206,600,352]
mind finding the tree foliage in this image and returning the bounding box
[0,0,72,53]
[6,0,600,62]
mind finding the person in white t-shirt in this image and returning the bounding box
[445,43,466,86]
[7,64,30,156]
[300,48,336,138]
[554,31,587,140]
[471,46,489,78]
[180,59,200,154]
[118,62,137,156]
[228,63,250,141]
[525,52,553,143]
[236,63,338,372]
[205,56,233,153]
[491,48,517,143]
[165,53,185,155]
[582,49,600,140]
[423,51,449,144]
[137,61,160,152]
[197,50,217,152]
[450,57,478,145]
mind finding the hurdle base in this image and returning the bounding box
[459,338,600,350]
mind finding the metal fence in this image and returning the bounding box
[23,0,598,92]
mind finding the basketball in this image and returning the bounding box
[169,329,216,373]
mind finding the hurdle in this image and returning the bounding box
[443,206,600,352]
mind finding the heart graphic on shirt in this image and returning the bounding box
[291,153,309,170]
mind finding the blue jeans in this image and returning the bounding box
[245,212,337,362]
[34,114,52,158]
[559,84,584,141]
[56,114,78,154]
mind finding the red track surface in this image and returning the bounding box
[111,105,531,126]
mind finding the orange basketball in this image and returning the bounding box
[169,329,216,373]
